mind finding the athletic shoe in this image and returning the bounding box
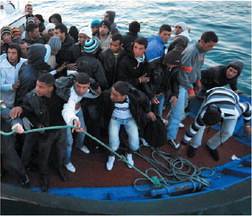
[106,156,115,171]
[65,162,76,173]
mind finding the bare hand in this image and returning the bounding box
[10,106,23,119]
[12,123,24,134]
[12,80,20,90]
[147,112,157,121]
[244,125,252,137]
[151,97,159,105]
[170,96,178,107]
[67,63,77,71]
[72,119,85,133]
[138,73,150,84]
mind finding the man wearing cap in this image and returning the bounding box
[90,19,101,36]
[95,20,112,51]
[1,26,13,54]
[181,87,251,161]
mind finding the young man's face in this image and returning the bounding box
[35,81,53,97]
[74,82,90,96]
[78,33,89,45]
[159,30,172,43]
[110,40,121,54]
[226,67,238,79]
[175,25,183,35]
[25,5,33,15]
[199,40,217,52]
[2,33,12,44]
[99,24,109,36]
[30,27,40,39]
[54,29,65,42]
[7,48,18,64]
[133,42,146,58]
[110,87,126,102]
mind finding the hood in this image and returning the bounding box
[226,60,243,76]
[28,44,46,65]
[178,30,192,42]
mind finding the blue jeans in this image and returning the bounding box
[108,117,139,153]
[166,86,188,140]
[156,94,165,117]
[65,108,86,164]
[191,118,238,149]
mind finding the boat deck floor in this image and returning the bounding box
[2,118,250,188]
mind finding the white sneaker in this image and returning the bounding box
[126,154,134,168]
[79,145,90,154]
[65,162,76,173]
[106,156,115,171]
[140,138,150,147]
[179,122,184,128]
[162,118,168,126]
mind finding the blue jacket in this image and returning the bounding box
[145,35,165,63]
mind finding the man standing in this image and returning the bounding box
[166,31,218,148]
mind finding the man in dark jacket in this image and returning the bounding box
[10,74,67,192]
[200,60,243,94]
[15,44,51,106]
[118,37,156,103]
[101,81,156,171]
[123,21,140,53]
[54,23,75,76]
[76,38,108,90]
[99,34,126,88]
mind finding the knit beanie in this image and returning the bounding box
[91,19,101,28]
[83,38,100,54]
[1,26,11,38]
[11,27,21,37]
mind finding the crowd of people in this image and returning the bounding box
[1,3,251,192]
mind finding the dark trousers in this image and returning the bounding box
[22,129,66,176]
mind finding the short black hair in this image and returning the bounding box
[55,23,68,34]
[7,43,21,62]
[112,34,123,44]
[49,13,62,24]
[159,24,172,33]
[113,81,130,96]
[202,104,222,126]
[133,37,148,48]
[75,73,90,84]
[37,73,55,86]
[26,23,39,33]
[201,31,218,43]
[129,21,140,33]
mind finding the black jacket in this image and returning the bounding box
[123,32,138,53]
[118,52,154,99]
[76,53,108,90]
[99,49,126,87]
[201,60,243,91]
[56,34,75,65]
[100,86,151,130]
[21,89,66,128]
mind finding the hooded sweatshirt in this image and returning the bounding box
[201,60,243,91]
[15,44,51,105]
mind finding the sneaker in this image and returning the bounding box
[206,146,219,161]
[65,162,76,173]
[179,122,184,128]
[167,139,180,149]
[106,156,115,171]
[20,174,30,188]
[126,154,134,168]
[140,138,150,147]
[79,145,90,154]
[162,118,168,126]
[187,145,197,158]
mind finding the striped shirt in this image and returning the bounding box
[112,97,132,120]
[183,87,251,144]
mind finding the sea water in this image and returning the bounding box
[32,0,251,94]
